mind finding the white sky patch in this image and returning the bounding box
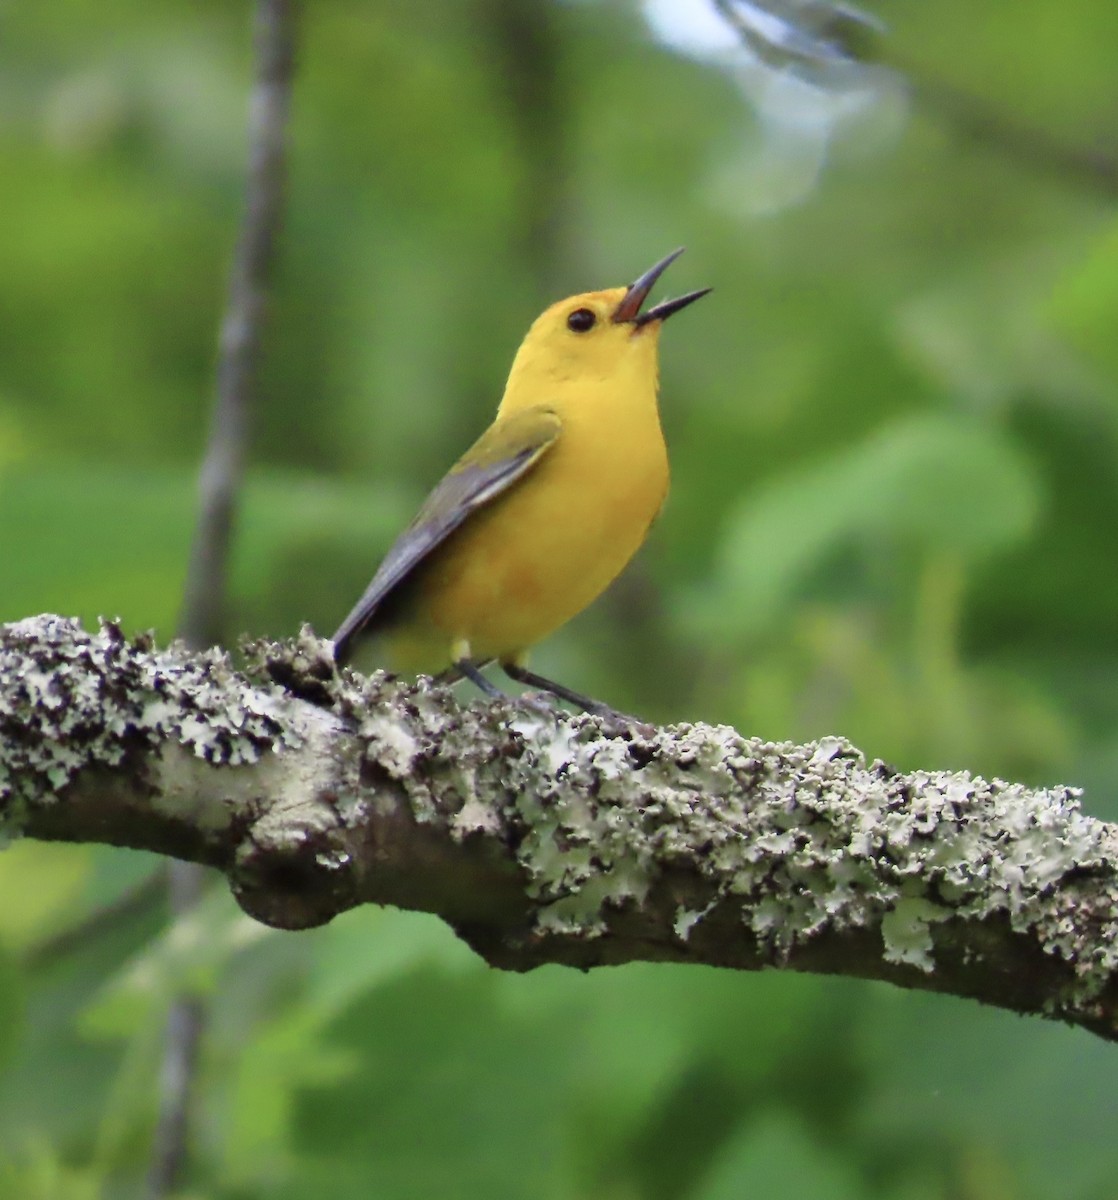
[642,0,743,57]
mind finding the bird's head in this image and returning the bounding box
[500,249,710,404]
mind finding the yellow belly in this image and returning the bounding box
[390,414,668,673]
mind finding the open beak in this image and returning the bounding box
[612,247,712,327]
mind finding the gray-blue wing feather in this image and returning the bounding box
[331,407,561,663]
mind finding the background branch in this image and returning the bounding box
[4,615,1118,1044]
[711,0,1118,199]
[178,0,295,651]
[149,2,297,1196]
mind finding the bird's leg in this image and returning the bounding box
[451,659,507,699]
[445,658,558,719]
[443,656,648,734]
[501,661,646,730]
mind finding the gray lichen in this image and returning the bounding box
[0,616,298,830]
[494,713,1118,1014]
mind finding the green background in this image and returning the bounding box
[3,0,1118,1196]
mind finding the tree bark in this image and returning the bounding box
[4,614,1118,1042]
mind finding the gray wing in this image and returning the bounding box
[332,407,561,663]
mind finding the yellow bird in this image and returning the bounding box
[332,248,709,712]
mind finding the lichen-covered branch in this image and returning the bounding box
[4,615,1118,1042]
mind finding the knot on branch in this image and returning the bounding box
[230,789,359,931]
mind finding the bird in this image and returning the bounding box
[331,248,710,714]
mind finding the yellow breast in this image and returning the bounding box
[392,389,668,672]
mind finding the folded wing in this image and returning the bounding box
[332,406,562,662]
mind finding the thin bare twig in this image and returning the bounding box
[904,65,1118,198]
[147,2,297,1197]
[711,0,1118,200]
[145,862,207,1199]
[178,1,296,650]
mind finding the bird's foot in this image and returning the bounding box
[512,689,651,737]
[514,689,565,719]
[584,704,656,738]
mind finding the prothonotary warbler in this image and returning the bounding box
[331,248,710,713]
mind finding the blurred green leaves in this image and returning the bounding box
[692,1112,861,1200]
[1,464,408,640]
[702,412,1040,639]
[1050,218,1118,384]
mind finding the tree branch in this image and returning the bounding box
[4,615,1118,1042]
[178,0,295,650]
[711,0,1118,201]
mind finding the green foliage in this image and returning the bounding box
[1049,219,1118,383]
[3,0,1118,1196]
[701,412,1040,638]
[691,1113,862,1200]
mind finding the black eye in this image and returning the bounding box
[567,308,596,333]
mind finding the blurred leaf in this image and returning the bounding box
[701,413,1040,639]
[221,909,474,1187]
[286,965,575,1200]
[81,888,263,1038]
[0,1144,103,1200]
[0,843,92,952]
[731,595,1075,776]
[304,907,475,1016]
[0,946,25,1073]
[515,962,829,1142]
[0,857,162,1163]
[0,464,407,639]
[1049,218,1118,384]
[690,1111,860,1200]
[853,989,1118,1200]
